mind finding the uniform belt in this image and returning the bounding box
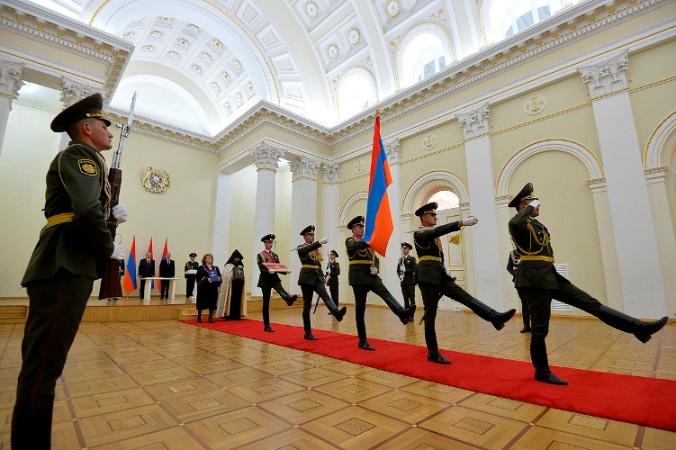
[349,261,372,265]
[301,264,320,269]
[46,212,75,228]
[520,255,555,263]
[419,256,442,262]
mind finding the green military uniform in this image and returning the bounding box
[508,183,668,384]
[184,253,199,297]
[397,242,417,309]
[257,233,297,331]
[413,203,515,364]
[345,216,415,351]
[325,250,340,308]
[296,225,344,339]
[13,94,116,448]
[506,251,531,332]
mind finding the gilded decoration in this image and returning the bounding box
[141,167,170,193]
[422,133,438,150]
[387,0,401,18]
[355,160,365,173]
[524,95,546,115]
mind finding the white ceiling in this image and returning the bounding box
[26,1,585,138]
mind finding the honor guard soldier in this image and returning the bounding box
[296,225,346,340]
[185,252,199,298]
[12,93,127,448]
[325,250,340,313]
[397,242,418,309]
[346,216,416,351]
[257,233,298,332]
[414,202,516,365]
[508,183,668,385]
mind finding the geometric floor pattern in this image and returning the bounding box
[0,305,673,449]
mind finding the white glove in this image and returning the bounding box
[112,204,128,223]
[110,241,124,260]
[370,267,378,275]
[462,216,478,227]
[529,199,540,209]
[319,237,328,244]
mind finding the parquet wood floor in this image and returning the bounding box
[0,305,673,449]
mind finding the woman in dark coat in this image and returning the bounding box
[196,253,221,323]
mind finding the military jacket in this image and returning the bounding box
[22,141,113,285]
[508,206,559,289]
[397,255,418,286]
[296,241,325,285]
[184,261,199,277]
[257,250,283,288]
[345,237,380,286]
[413,222,460,286]
[326,261,340,286]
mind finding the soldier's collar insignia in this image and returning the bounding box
[77,159,98,176]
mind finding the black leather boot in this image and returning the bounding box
[459,297,515,330]
[281,289,298,306]
[332,306,347,322]
[633,316,668,343]
[490,309,516,330]
[427,351,451,364]
[197,310,202,323]
[382,294,416,324]
[208,310,214,323]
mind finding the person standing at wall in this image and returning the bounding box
[414,203,516,365]
[397,242,418,309]
[159,251,175,299]
[12,93,126,449]
[508,183,668,385]
[196,253,221,323]
[184,252,199,298]
[256,234,297,332]
[325,249,340,314]
[296,225,346,340]
[346,216,416,351]
[218,249,247,320]
[138,251,155,300]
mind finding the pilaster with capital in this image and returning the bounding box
[457,103,490,140]
[0,59,25,158]
[60,77,108,108]
[578,51,666,316]
[578,50,628,98]
[321,162,340,269]
[291,156,321,181]
[385,138,401,163]
[460,102,505,309]
[383,138,402,292]
[322,162,339,184]
[249,142,282,296]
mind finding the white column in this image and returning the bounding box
[457,103,505,310]
[383,139,402,294]
[58,78,109,150]
[211,171,233,269]
[249,142,283,297]
[322,162,340,258]
[289,156,321,296]
[578,51,666,317]
[0,59,25,158]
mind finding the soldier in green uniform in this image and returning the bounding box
[257,233,298,332]
[346,216,416,351]
[184,252,199,298]
[414,203,516,365]
[325,249,340,312]
[12,93,127,448]
[397,242,418,309]
[296,225,347,340]
[508,183,669,385]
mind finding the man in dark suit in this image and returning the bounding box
[508,183,668,385]
[346,216,416,351]
[257,233,297,332]
[138,251,155,299]
[397,242,418,309]
[296,225,346,340]
[159,252,175,299]
[12,93,126,448]
[414,203,516,365]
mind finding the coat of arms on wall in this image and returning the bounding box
[140,166,170,193]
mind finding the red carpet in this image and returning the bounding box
[183,318,676,431]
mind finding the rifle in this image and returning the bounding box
[99,93,137,300]
[313,295,320,314]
